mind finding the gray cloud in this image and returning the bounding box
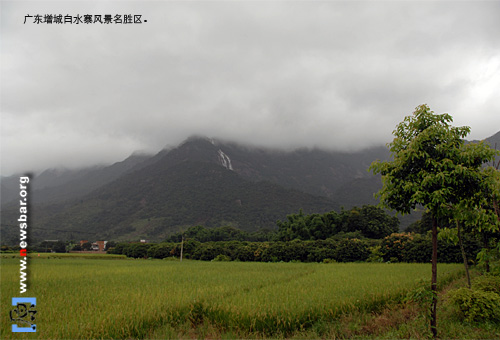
[1,1,499,175]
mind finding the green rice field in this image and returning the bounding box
[1,256,463,339]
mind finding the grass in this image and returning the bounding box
[1,253,127,260]
[1,257,464,339]
[371,270,500,340]
[288,269,500,340]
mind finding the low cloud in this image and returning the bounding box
[2,1,499,175]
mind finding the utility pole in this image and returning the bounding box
[180,235,184,262]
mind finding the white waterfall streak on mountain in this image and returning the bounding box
[217,149,233,170]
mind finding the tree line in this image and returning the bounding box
[108,231,482,264]
[107,205,484,264]
[164,204,399,243]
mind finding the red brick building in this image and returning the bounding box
[94,241,107,252]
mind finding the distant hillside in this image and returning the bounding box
[1,160,337,243]
[483,131,500,165]
[211,139,390,204]
[0,153,151,205]
[1,131,498,243]
[479,130,500,148]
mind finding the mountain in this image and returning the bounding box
[459,131,500,172]
[0,153,152,205]
[1,138,339,242]
[208,139,390,201]
[31,161,337,241]
[2,131,498,243]
[484,131,500,166]
[475,130,500,149]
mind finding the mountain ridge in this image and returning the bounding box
[1,131,498,243]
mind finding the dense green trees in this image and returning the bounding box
[31,240,68,253]
[379,232,481,263]
[110,233,483,264]
[51,241,67,253]
[109,197,487,266]
[111,239,372,263]
[165,206,398,244]
[81,242,92,251]
[405,211,434,234]
[165,225,275,243]
[345,205,399,238]
[275,206,398,241]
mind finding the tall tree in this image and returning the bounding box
[470,164,500,272]
[370,104,497,338]
[445,143,500,282]
[488,157,500,221]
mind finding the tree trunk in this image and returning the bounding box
[483,234,490,273]
[431,216,438,339]
[494,199,500,222]
[456,220,471,288]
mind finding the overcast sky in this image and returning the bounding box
[1,1,499,176]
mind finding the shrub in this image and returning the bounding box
[333,239,370,262]
[126,243,152,258]
[380,232,481,263]
[212,254,231,262]
[402,235,431,263]
[147,243,175,259]
[447,287,500,323]
[192,242,226,261]
[367,245,383,263]
[234,244,257,262]
[473,275,500,295]
[404,280,435,321]
[380,233,415,262]
[162,256,178,261]
[476,242,500,274]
